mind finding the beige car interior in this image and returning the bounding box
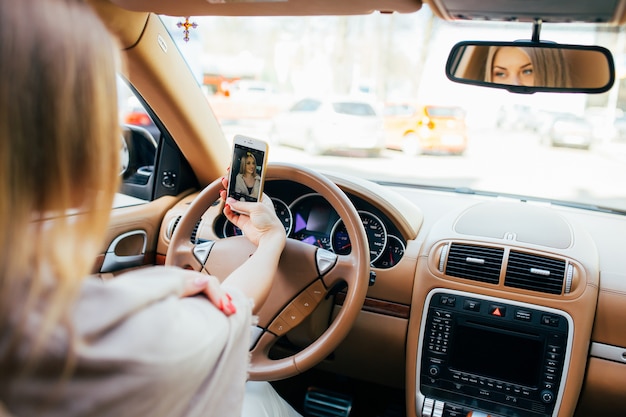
[87,0,626,416]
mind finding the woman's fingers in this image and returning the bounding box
[203,275,237,315]
[181,274,236,316]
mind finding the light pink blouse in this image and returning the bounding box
[2,266,252,417]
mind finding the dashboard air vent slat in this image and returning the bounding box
[190,219,202,244]
[504,251,565,295]
[166,216,181,240]
[444,243,504,284]
[167,216,201,244]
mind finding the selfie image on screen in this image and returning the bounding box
[229,145,264,202]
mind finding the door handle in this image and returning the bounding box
[101,230,147,273]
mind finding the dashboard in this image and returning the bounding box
[155,171,626,417]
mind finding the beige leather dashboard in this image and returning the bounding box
[155,172,626,417]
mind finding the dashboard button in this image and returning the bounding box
[293,292,317,315]
[268,317,290,336]
[463,300,481,312]
[546,359,558,367]
[306,280,326,302]
[504,395,519,404]
[281,305,304,327]
[542,315,560,327]
[514,309,532,321]
[541,390,555,404]
[547,345,562,354]
[440,296,456,307]
[489,305,506,317]
[428,365,440,377]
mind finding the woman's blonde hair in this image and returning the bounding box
[485,46,572,88]
[0,0,120,372]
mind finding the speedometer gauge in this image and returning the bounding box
[373,235,405,268]
[331,211,387,264]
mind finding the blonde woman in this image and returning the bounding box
[485,45,572,88]
[234,151,262,200]
[0,1,299,416]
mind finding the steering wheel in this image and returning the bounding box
[166,162,370,381]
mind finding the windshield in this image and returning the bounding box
[158,8,626,213]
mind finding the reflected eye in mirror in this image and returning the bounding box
[446,41,615,94]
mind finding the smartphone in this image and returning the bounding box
[227,135,268,203]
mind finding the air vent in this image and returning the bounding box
[190,219,202,244]
[166,216,181,240]
[166,216,201,244]
[504,251,566,295]
[443,243,504,284]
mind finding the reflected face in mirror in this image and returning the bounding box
[446,42,615,93]
[491,47,534,86]
[484,46,572,89]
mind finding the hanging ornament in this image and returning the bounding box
[177,17,198,42]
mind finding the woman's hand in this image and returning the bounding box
[219,176,286,247]
[180,273,237,316]
[217,174,286,311]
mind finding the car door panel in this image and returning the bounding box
[92,194,184,276]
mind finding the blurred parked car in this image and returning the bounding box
[228,80,275,97]
[496,104,540,131]
[270,97,385,156]
[544,113,594,150]
[384,103,468,156]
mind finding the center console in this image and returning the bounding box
[417,289,573,417]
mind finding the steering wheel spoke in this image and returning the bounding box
[193,240,215,266]
[168,239,204,271]
[321,253,362,289]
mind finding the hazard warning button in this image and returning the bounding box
[489,305,507,317]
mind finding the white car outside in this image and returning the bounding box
[270,97,385,156]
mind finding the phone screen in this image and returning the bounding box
[228,141,266,202]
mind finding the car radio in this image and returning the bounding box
[417,290,573,417]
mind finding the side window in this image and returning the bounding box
[117,76,199,205]
[117,78,158,204]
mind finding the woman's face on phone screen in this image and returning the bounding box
[245,156,256,174]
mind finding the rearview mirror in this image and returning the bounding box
[446,41,615,94]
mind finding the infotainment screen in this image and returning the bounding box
[419,292,570,417]
[448,322,544,387]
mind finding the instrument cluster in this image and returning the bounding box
[215,180,406,269]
